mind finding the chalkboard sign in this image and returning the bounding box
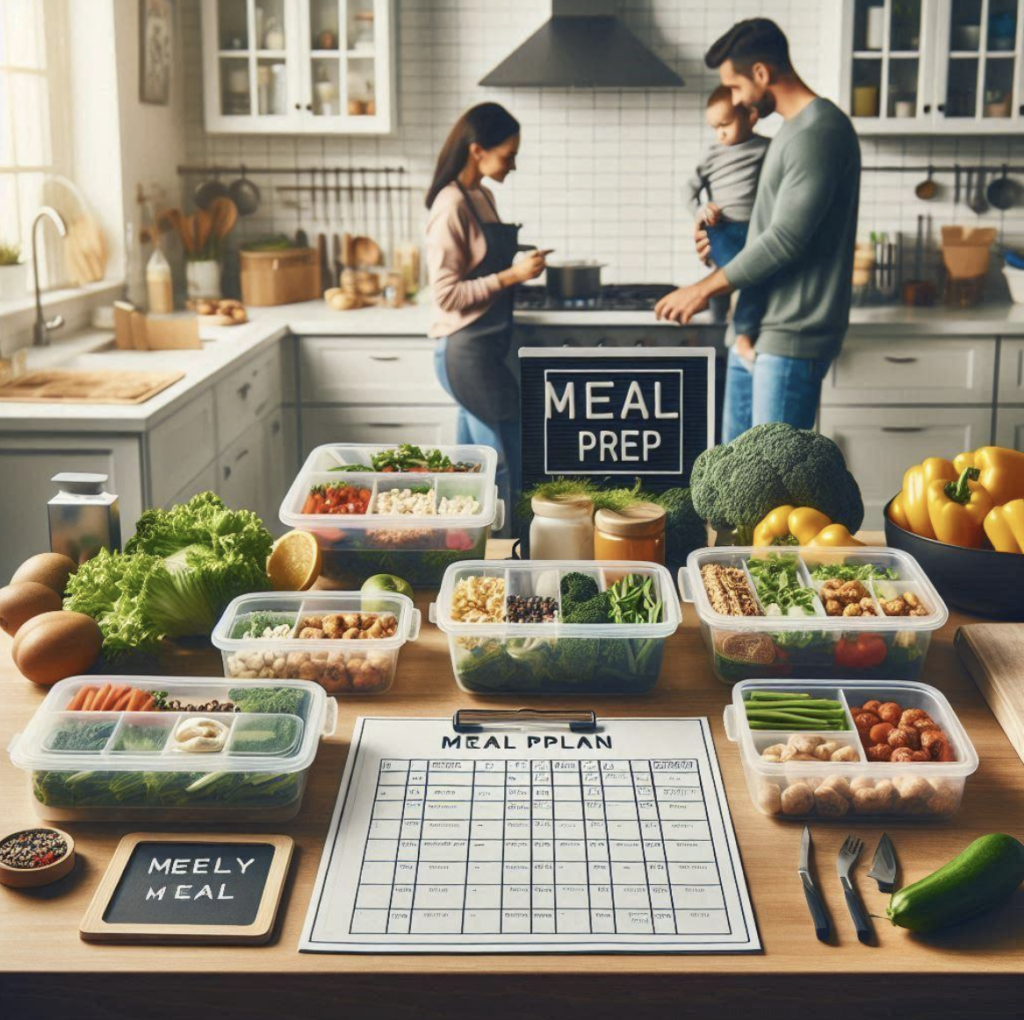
[80,833,293,944]
[519,347,715,546]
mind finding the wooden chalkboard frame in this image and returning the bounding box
[80,833,294,945]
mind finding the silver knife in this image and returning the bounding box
[798,826,832,943]
[867,832,898,893]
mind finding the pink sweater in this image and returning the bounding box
[425,181,505,338]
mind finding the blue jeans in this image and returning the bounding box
[706,221,766,339]
[722,347,832,443]
[434,338,520,526]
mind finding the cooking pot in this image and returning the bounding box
[545,259,605,301]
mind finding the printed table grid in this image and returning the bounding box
[351,758,730,938]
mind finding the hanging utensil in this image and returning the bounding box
[969,167,989,215]
[953,164,962,211]
[915,164,937,201]
[988,164,1016,211]
[228,165,261,216]
[385,168,395,265]
[902,212,936,307]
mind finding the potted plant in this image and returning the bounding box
[0,241,26,303]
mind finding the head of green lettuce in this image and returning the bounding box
[64,492,273,655]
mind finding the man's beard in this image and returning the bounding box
[751,89,776,118]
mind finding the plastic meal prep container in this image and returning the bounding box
[8,676,336,823]
[211,590,421,695]
[680,546,948,685]
[430,560,681,695]
[723,679,979,820]
[279,444,505,586]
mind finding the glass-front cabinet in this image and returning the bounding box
[838,0,1023,132]
[201,0,394,133]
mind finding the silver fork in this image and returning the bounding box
[837,835,874,945]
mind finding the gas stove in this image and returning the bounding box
[514,284,676,312]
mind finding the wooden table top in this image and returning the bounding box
[2,540,1022,1017]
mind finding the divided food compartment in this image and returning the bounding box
[723,679,979,821]
[680,546,948,685]
[279,444,503,586]
[431,560,681,695]
[8,676,336,822]
[211,590,421,695]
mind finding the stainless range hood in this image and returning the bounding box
[479,0,683,89]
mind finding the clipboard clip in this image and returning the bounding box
[452,708,598,734]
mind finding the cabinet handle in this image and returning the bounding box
[272,420,281,435]
[235,448,250,463]
[881,426,925,433]
[254,400,268,417]
[223,465,232,480]
[305,103,312,111]
[884,355,918,364]
[366,422,404,428]
[923,103,931,113]
[937,103,946,113]
[294,102,301,110]
[370,355,400,361]
[238,382,252,399]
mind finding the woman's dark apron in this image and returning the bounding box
[443,183,520,424]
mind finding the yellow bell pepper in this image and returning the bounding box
[926,467,993,548]
[901,458,957,540]
[973,446,1024,506]
[752,505,796,546]
[983,499,1024,554]
[808,523,864,547]
[752,506,863,547]
[953,450,976,474]
[887,492,911,531]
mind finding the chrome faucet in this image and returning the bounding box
[31,206,68,347]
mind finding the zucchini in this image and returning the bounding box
[887,833,1024,933]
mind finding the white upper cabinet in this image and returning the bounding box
[837,0,1024,133]
[202,0,394,134]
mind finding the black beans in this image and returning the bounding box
[506,595,558,623]
[0,828,68,869]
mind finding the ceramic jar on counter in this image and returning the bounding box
[530,495,594,560]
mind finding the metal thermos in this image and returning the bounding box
[48,473,121,565]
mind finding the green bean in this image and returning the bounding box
[744,698,843,711]
[745,710,848,727]
[747,691,812,701]
[748,719,848,731]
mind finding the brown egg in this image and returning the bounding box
[12,611,102,686]
[0,582,63,636]
[11,553,78,596]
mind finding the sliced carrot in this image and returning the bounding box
[126,688,147,712]
[102,685,128,711]
[137,695,156,712]
[90,684,111,713]
[113,690,132,712]
[67,686,92,711]
[80,688,99,711]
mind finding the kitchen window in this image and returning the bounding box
[0,0,70,286]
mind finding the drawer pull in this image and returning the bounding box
[223,465,232,480]
[235,448,249,463]
[238,382,252,399]
[366,422,404,428]
[254,400,268,417]
[369,355,400,362]
[884,356,918,364]
[881,426,925,433]
[271,420,281,435]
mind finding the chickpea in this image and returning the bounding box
[852,788,884,815]
[814,740,841,760]
[874,779,897,813]
[869,721,895,744]
[830,745,859,762]
[819,775,852,799]
[780,782,815,816]
[762,743,787,759]
[758,784,782,816]
[893,775,931,802]
[789,734,825,754]
[877,702,903,725]
[850,776,875,792]
[814,786,850,818]
[854,712,880,732]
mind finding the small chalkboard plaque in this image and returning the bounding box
[80,833,293,944]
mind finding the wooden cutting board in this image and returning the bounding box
[956,623,1024,763]
[0,369,184,405]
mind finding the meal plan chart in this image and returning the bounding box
[300,718,760,953]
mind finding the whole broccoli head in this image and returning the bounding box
[654,487,708,573]
[560,571,599,606]
[690,422,863,542]
[563,591,613,624]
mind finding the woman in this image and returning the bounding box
[426,102,547,516]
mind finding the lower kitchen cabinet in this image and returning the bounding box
[995,407,1024,451]
[262,408,290,534]
[300,405,459,458]
[216,419,267,521]
[0,434,143,582]
[819,406,993,529]
[163,460,219,510]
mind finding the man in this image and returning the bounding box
[655,18,861,442]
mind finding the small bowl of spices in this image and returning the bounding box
[0,826,75,888]
[506,594,558,623]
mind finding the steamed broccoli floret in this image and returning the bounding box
[560,571,599,605]
[563,591,612,624]
[556,638,600,678]
[690,422,864,544]
[654,487,708,573]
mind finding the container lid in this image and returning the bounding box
[280,443,500,532]
[212,590,421,652]
[431,559,681,640]
[682,545,949,633]
[9,676,335,776]
[531,494,594,519]
[51,472,108,494]
[595,503,665,538]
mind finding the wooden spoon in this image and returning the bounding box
[193,208,213,258]
[208,196,238,239]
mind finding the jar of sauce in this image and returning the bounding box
[530,495,594,560]
[594,503,666,564]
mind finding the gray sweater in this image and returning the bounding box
[685,135,770,222]
[723,98,861,360]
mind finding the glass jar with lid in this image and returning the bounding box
[352,10,375,51]
[529,495,594,560]
[594,503,666,564]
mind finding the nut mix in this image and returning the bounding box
[0,828,69,870]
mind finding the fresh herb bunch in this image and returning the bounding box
[329,444,478,473]
[810,563,899,581]
[747,554,818,616]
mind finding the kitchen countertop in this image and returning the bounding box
[2,297,1023,434]
[1,539,1022,1018]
